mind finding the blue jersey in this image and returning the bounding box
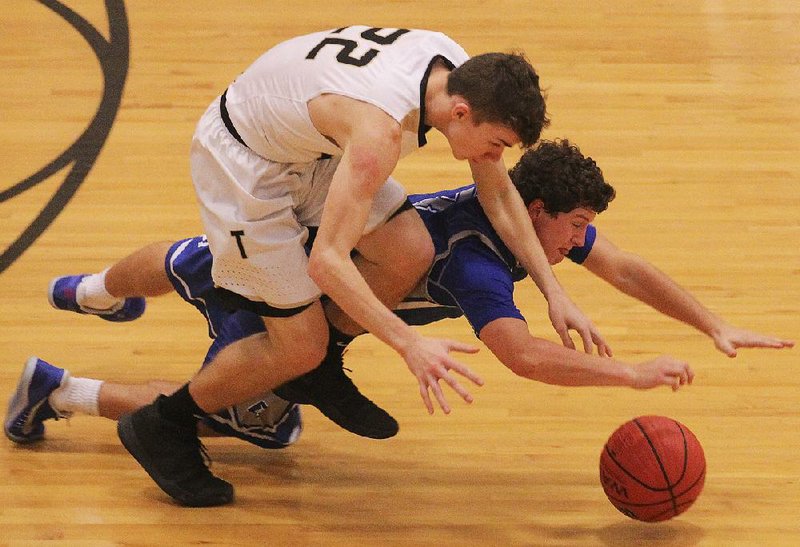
[398,184,597,335]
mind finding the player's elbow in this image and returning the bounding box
[307,246,341,293]
[348,147,383,187]
[505,354,539,379]
[502,338,551,380]
[348,125,401,186]
[504,357,531,379]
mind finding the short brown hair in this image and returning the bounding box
[447,52,549,147]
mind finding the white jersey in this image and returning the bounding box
[224,26,470,163]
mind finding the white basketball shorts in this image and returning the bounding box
[190,96,408,311]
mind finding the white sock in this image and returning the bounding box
[49,377,104,416]
[76,269,121,310]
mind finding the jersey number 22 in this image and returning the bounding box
[306,27,410,67]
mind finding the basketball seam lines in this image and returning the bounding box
[634,418,681,517]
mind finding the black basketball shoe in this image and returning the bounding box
[274,349,398,440]
[117,397,234,507]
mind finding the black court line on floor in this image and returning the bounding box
[0,0,129,275]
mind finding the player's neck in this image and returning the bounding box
[423,65,453,131]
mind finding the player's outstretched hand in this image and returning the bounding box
[400,336,483,415]
[547,292,612,357]
[632,356,694,391]
[711,323,795,358]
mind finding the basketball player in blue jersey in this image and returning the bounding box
[8,141,793,506]
[47,26,607,506]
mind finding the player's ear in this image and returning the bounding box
[451,100,471,121]
[527,199,545,218]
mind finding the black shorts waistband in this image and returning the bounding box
[211,285,315,318]
[220,88,335,161]
[220,89,250,149]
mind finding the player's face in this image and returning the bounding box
[530,204,596,265]
[445,107,520,163]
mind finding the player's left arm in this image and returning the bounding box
[469,158,609,355]
[478,318,693,390]
[444,240,690,389]
[582,232,794,357]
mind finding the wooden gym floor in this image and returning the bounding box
[1,1,798,545]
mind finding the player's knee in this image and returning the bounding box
[279,328,328,373]
[264,301,328,373]
[386,214,434,266]
[398,229,434,277]
[404,214,434,261]
[411,230,434,266]
[297,342,328,372]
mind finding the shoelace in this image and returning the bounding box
[13,402,72,435]
[170,433,218,483]
[318,363,381,414]
[198,440,213,468]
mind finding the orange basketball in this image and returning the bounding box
[599,416,705,522]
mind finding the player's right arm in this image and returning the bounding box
[582,232,795,357]
[478,317,693,391]
[307,94,483,414]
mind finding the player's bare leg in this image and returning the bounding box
[104,241,174,298]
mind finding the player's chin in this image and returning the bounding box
[549,254,565,265]
[451,149,467,161]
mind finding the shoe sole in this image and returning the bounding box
[117,413,234,507]
[46,277,60,311]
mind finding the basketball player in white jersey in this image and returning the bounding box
[74,26,606,506]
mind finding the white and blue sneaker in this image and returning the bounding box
[48,274,145,322]
[5,357,72,444]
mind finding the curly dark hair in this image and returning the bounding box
[509,139,615,213]
[447,52,549,147]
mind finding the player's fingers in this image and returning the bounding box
[557,327,576,350]
[445,340,480,354]
[418,381,434,415]
[747,338,794,349]
[428,378,451,414]
[592,330,612,357]
[446,359,484,386]
[438,372,474,404]
[671,364,690,390]
[579,327,594,355]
